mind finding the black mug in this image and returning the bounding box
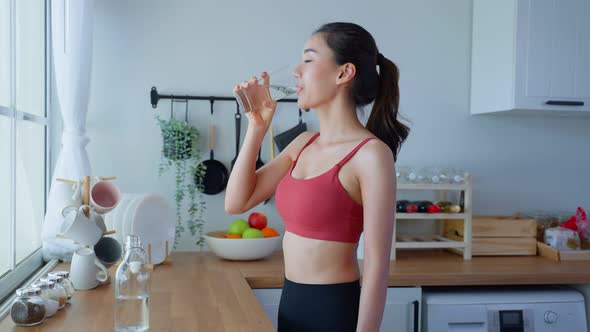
[93,236,122,268]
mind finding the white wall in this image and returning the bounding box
[51,0,590,251]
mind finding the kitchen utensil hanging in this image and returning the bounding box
[270,125,276,160]
[195,99,229,195]
[169,97,189,122]
[274,108,307,152]
[230,101,242,172]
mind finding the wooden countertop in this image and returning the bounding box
[3,250,590,332]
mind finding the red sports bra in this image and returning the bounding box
[275,133,375,243]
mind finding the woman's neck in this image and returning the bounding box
[314,94,366,144]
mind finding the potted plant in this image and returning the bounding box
[156,116,207,249]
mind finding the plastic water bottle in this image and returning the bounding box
[115,235,150,331]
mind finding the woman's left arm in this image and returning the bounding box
[355,140,396,332]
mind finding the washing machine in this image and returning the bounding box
[422,286,587,332]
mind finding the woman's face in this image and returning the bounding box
[293,33,342,110]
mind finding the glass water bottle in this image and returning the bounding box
[114,235,150,332]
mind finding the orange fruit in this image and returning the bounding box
[261,227,280,238]
[227,234,242,239]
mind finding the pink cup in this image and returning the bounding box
[90,180,121,214]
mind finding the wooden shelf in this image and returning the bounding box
[397,213,467,219]
[392,175,473,260]
[397,183,468,191]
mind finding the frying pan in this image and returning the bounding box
[196,100,229,195]
[230,101,241,172]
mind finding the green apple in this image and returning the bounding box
[242,228,264,239]
[228,219,249,236]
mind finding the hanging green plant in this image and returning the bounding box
[156,116,207,249]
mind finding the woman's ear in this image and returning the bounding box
[337,63,356,85]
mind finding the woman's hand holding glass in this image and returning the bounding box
[234,72,277,131]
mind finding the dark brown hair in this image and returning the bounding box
[314,22,410,161]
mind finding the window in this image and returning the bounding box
[0,0,49,302]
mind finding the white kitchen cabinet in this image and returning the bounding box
[470,0,590,114]
[252,286,422,332]
[253,288,282,330]
[381,287,422,332]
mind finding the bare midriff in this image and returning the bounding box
[282,231,360,284]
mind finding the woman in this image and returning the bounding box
[226,22,410,332]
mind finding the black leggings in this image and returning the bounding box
[278,277,361,332]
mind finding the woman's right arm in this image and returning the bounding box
[224,73,312,214]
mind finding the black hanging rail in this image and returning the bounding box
[150,86,302,109]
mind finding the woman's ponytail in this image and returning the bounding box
[366,54,409,161]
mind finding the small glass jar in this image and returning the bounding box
[449,168,469,184]
[30,281,59,317]
[11,287,46,326]
[48,271,75,302]
[40,276,67,309]
[420,167,444,184]
[397,166,418,184]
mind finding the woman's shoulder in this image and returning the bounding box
[344,132,387,152]
[292,131,319,147]
[282,131,319,160]
[353,136,395,168]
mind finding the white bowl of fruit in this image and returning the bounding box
[205,212,281,261]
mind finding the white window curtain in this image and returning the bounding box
[42,0,95,261]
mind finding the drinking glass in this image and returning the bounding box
[233,65,297,113]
